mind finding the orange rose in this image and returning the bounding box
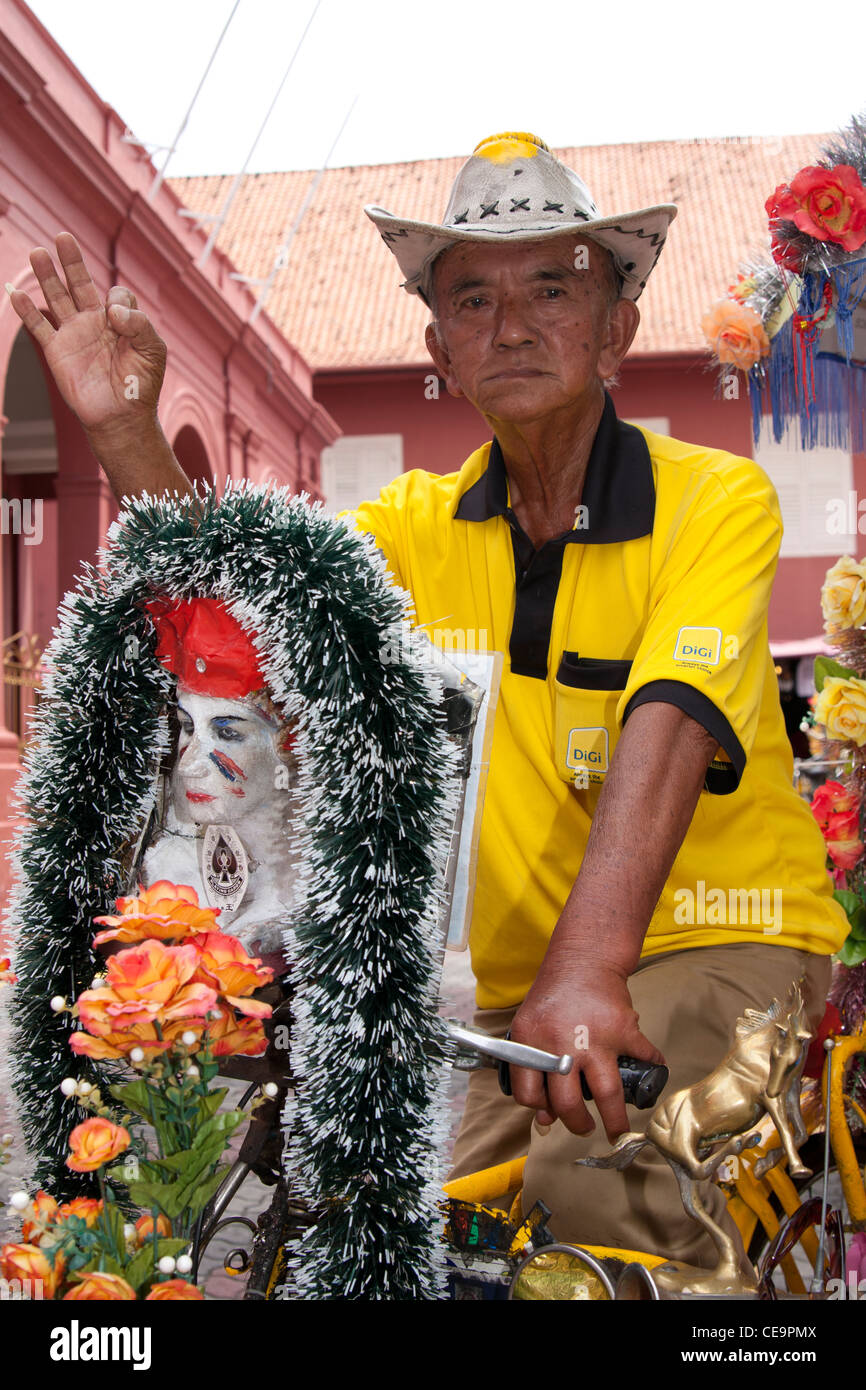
[0,956,16,986]
[93,881,221,946]
[134,1213,171,1241]
[701,299,771,371]
[76,939,217,1036]
[0,1242,65,1298]
[21,1190,59,1242]
[145,1278,204,1300]
[64,1271,136,1300]
[206,1003,268,1057]
[66,1117,131,1172]
[191,932,274,1017]
[70,1015,206,1060]
[56,1197,103,1229]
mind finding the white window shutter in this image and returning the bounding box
[753,437,855,558]
[320,434,404,512]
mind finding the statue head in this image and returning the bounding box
[146,595,297,828]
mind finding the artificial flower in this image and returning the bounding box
[767,164,866,254]
[63,1271,137,1300]
[134,1212,171,1242]
[821,555,866,632]
[701,299,770,370]
[0,1242,64,1298]
[0,956,16,986]
[69,1014,206,1061]
[190,932,274,1016]
[76,939,217,1036]
[145,1278,204,1300]
[93,881,220,946]
[727,273,757,303]
[56,1197,104,1229]
[813,675,866,747]
[20,1190,59,1242]
[66,1117,131,1172]
[810,779,859,830]
[205,1002,269,1057]
[824,809,864,870]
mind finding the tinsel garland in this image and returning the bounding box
[2,482,459,1299]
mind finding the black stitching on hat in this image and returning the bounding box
[480,201,500,218]
[543,201,564,213]
[453,210,469,225]
[510,198,530,211]
[513,168,523,176]
[573,209,589,220]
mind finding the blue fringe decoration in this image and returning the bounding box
[752,262,866,453]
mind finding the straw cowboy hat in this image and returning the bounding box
[365,131,677,305]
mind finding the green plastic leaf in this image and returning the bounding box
[814,657,858,692]
[109,1079,166,1123]
[124,1238,189,1292]
[833,889,866,936]
[196,1087,229,1122]
[838,932,866,967]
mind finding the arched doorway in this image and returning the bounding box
[172,425,213,487]
[1,327,58,745]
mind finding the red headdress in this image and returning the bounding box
[145,596,266,699]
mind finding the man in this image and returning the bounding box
[7,132,848,1266]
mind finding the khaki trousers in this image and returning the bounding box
[448,943,831,1267]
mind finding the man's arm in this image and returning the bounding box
[6,233,192,504]
[509,700,719,1141]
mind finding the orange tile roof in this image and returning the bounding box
[170,134,826,370]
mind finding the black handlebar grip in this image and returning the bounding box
[580,1056,669,1110]
[498,1046,668,1110]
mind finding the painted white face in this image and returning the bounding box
[171,687,284,825]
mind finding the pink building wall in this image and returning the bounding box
[0,3,339,932]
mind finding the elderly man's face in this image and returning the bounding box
[425,235,638,424]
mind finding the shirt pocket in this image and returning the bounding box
[553,653,633,787]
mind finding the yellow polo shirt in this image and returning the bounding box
[349,393,848,1009]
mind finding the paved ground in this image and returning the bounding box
[0,948,478,1299]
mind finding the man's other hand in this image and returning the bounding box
[6,232,167,441]
[509,954,666,1141]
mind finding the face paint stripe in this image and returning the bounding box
[209,749,248,783]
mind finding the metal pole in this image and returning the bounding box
[197,0,322,268]
[149,0,242,201]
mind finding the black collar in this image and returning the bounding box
[453,391,655,544]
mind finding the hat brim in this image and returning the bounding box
[365,203,677,302]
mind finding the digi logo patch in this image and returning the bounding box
[673,626,722,666]
[565,726,609,777]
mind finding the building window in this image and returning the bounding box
[754,436,855,558]
[320,434,404,513]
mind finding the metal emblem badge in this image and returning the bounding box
[202,824,249,912]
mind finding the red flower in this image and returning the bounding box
[810,781,863,869]
[810,780,857,831]
[767,165,866,257]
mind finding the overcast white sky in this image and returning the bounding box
[25,0,866,175]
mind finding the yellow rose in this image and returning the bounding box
[821,555,866,631]
[813,676,866,745]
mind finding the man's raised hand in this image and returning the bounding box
[5,232,167,441]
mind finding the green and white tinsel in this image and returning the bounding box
[3,482,460,1299]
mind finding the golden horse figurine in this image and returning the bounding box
[579,981,813,1297]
